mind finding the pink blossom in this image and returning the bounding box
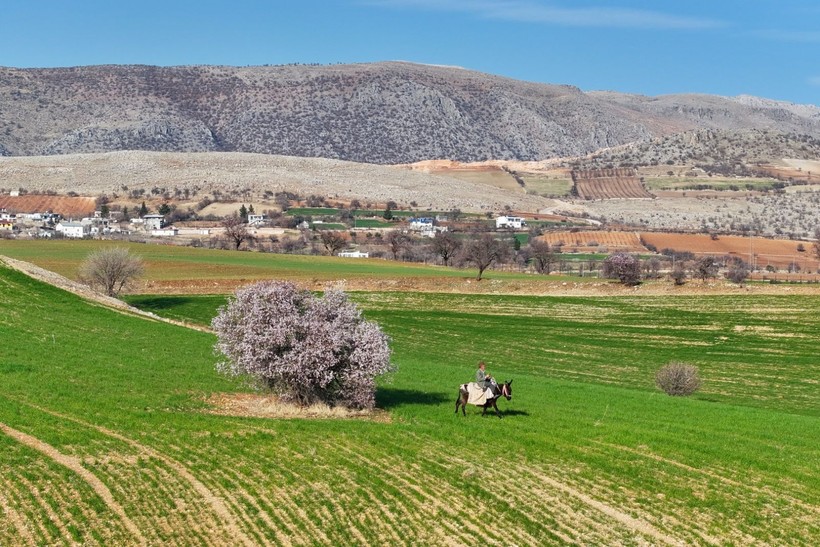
[212,281,394,409]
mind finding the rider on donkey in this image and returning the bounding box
[475,361,497,398]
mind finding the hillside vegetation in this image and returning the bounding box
[575,128,820,175]
[2,62,818,163]
[0,150,552,213]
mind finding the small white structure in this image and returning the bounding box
[338,250,369,258]
[150,228,179,237]
[248,214,267,225]
[409,217,434,231]
[55,222,90,238]
[407,217,447,238]
[143,214,165,230]
[495,215,526,229]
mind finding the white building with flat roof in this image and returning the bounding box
[495,216,526,229]
[56,222,90,238]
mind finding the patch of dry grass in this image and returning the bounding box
[204,393,391,422]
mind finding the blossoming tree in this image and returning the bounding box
[212,281,394,409]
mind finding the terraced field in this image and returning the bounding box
[1,258,818,545]
[571,168,654,200]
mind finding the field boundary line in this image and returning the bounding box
[0,396,256,547]
[525,466,683,546]
[0,422,146,545]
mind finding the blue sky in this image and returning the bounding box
[1,1,817,104]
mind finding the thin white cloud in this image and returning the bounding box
[365,0,724,30]
[809,76,820,87]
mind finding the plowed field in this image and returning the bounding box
[641,232,819,270]
[0,195,96,217]
[571,168,654,200]
[538,231,645,252]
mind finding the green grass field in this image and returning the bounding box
[0,240,591,291]
[644,177,781,191]
[1,255,818,544]
[520,175,574,197]
[353,218,393,228]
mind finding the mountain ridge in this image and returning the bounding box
[1,62,818,164]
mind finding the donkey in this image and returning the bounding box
[455,379,512,418]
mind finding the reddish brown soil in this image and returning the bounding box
[641,232,819,270]
[539,231,646,252]
[0,195,96,217]
[571,168,653,199]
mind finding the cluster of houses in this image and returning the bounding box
[1,209,61,234]
[3,198,529,248]
[52,213,184,238]
[0,206,182,239]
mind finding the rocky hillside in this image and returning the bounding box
[572,129,820,174]
[1,62,819,163]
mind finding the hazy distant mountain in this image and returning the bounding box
[1,62,818,164]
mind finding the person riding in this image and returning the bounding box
[475,361,496,397]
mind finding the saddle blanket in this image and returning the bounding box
[464,382,493,406]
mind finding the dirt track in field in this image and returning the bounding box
[0,423,147,545]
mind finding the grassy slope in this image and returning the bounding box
[0,240,535,284]
[1,265,818,544]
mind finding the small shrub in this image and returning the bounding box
[655,361,701,396]
[670,265,687,285]
[726,265,749,285]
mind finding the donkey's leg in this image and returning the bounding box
[493,400,503,418]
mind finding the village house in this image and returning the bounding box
[407,217,447,238]
[142,214,165,231]
[495,215,526,229]
[247,214,267,225]
[55,221,90,238]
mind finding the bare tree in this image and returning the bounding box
[670,264,688,285]
[430,231,461,266]
[528,239,556,274]
[462,233,508,280]
[222,215,250,250]
[726,264,750,286]
[814,227,820,263]
[320,230,348,255]
[694,256,720,281]
[386,231,411,260]
[79,247,144,297]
